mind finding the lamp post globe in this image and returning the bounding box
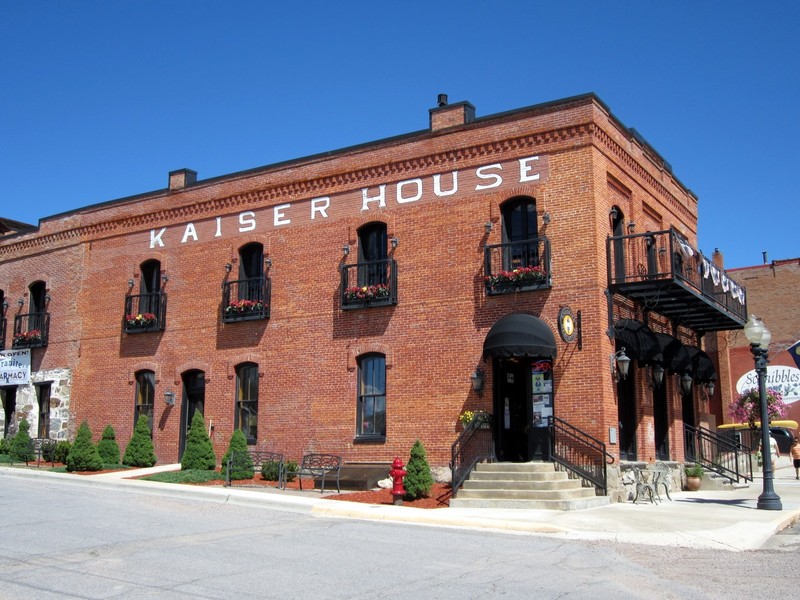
[743,315,781,510]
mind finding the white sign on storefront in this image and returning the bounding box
[736,365,800,404]
[0,348,31,385]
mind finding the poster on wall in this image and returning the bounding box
[531,360,553,428]
[0,349,31,385]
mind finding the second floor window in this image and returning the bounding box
[358,222,388,286]
[501,197,539,270]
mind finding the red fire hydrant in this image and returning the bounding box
[389,457,407,506]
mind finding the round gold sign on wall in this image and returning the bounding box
[558,306,577,343]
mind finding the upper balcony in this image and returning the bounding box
[607,228,747,332]
[222,276,271,323]
[123,292,167,334]
[484,237,552,295]
[12,312,50,348]
[340,258,398,310]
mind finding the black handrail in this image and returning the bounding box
[221,276,270,322]
[340,258,398,309]
[685,424,753,484]
[123,292,167,333]
[12,312,50,348]
[450,415,495,498]
[549,416,614,495]
[483,236,551,295]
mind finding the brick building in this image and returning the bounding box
[0,94,748,496]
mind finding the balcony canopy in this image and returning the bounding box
[483,313,557,359]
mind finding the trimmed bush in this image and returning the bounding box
[0,437,10,455]
[181,410,216,470]
[66,421,103,472]
[260,460,282,481]
[283,460,298,482]
[123,414,157,468]
[54,440,71,464]
[10,419,36,464]
[403,439,434,500]
[220,429,254,480]
[97,425,121,465]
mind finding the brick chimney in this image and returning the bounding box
[168,168,197,191]
[429,94,475,132]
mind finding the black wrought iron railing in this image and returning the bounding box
[606,228,747,326]
[685,424,754,484]
[222,276,271,322]
[123,292,167,333]
[12,312,50,348]
[450,416,495,498]
[340,258,398,310]
[484,237,551,295]
[549,416,614,495]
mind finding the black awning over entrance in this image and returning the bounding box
[483,313,557,359]
[612,319,661,362]
[652,332,717,382]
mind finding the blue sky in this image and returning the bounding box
[1,1,797,269]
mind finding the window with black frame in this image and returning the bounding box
[134,370,155,436]
[356,353,386,439]
[235,362,259,444]
[36,383,51,439]
[501,197,539,270]
[357,222,388,287]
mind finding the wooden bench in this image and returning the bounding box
[225,450,285,489]
[296,453,342,493]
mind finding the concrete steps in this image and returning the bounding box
[449,462,610,510]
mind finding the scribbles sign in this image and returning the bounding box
[736,365,800,404]
[0,348,31,385]
[144,155,549,249]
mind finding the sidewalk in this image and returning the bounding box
[4,461,800,551]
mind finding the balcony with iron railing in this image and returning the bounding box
[484,237,551,295]
[222,276,271,323]
[123,292,167,334]
[12,312,50,348]
[340,258,398,310]
[607,228,747,332]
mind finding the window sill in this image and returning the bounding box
[353,435,386,444]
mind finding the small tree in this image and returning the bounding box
[220,429,254,480]
[10,419,35,464]
[181,410,216,470]
[404,439,434,500]
[123,414,157,467]
[66,421,103,472]
[97,425,121,465]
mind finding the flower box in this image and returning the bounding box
[13,329,43,346]
[343,284,391,303]
[124,313,159,331]
[485,266,548,294]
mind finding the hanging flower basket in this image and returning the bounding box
[729,387,788,429]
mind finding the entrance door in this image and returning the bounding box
[617,366,637,460]
[653,384,669,460]
[494,358,553,462]
[1,386,17,438]
[179,370,206,459]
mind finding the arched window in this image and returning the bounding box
[179,369,206,457]
[29,281,47,314]
[134,370,155,436]
[139,259,162,316]
[356,353,386,439]
[357,222,388,286]
[610,206,626,282]
[501,197,539,270]
[235,362,259,444]
[237,243,264,302]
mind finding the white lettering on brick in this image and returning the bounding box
[433,172,458,197]
[361,185,386,211]
[239,211,256,232]
[396,179,423,204]
[181,223,198,243]
[475,164,503,190]
[519,156,540,182]
[311,197,330,219]
[274,204,291,226]
[149,228,166,248]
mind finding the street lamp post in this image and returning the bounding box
[743,315,782,510]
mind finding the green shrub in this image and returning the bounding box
[685,463,704,478]
[66,421,103,472]
[180,410,216,471]
[41,439,58,462]
[0,436,11,455]
[54,440,71,464]
[283,460,298,482]
[404,439,434,500]
[97,425,121,465]
[220,429,254,480]
[260,460,282,481]
[123,415,157,468]
[10,419,36,463]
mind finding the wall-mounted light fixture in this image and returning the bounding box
[44,293,51,304]
[705,380,716,398]
[542,212,551,225]
[627,221,636,234]
[609,207,619,221]
[162,273,170,284]
[649,364,665,389]
[680,372,693,395]
[164,390,176,406]
[2,299,8,311]
[610,348,631,382]
[342,244,350,256]
[470,368,485,396]
[128,278,135,288]
[265,257,272,268]
[225,263,232,273]
[484,221,492,234]
[18,298,25,307]
[390,237,399,249]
